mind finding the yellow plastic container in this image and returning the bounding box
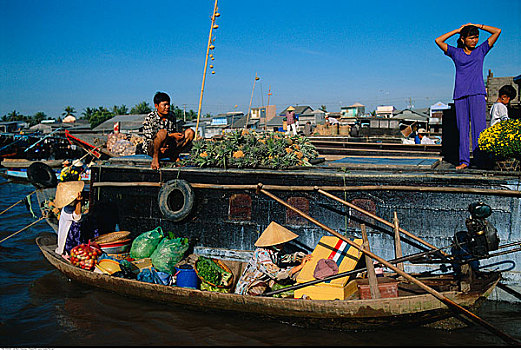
[295,236,363,300]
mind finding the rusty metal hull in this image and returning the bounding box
[37,234,499,330]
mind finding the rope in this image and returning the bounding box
[0,216,45,244]
[0,190,37,216]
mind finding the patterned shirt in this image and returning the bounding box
[234,247,303,295]
[142,110,178,154]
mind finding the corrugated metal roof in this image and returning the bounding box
[93,114,147,132]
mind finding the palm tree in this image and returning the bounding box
[62,106,76,116]
[82,107,95,120]
[112,105,128,115]
[130,101,152,114]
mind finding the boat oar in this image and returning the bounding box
[256,183,520,346]
[0,216,45,244]
[0,189,37,216]
[316,187,451,257]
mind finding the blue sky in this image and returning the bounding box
[1,0,520,118]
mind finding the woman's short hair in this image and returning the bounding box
[457,25,480,48]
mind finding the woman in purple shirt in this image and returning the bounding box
[435,23,501,169]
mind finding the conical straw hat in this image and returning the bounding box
[254,222,298,247]
[54,181,84,208]
[287,106,295,111]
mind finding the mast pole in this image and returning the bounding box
[195,0,219,139]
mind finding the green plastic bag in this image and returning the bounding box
[130,227,164,259]
[150,236,189,274]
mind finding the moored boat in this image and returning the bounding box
[36,233,500,330]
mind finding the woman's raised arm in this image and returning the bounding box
[435,23,469,53]
[479,24,501,47]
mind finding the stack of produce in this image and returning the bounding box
[180,130,319,169]
[195,256,233,292]
[106,132,127,152]
[70,243,102,270]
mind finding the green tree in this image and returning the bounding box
[130,101,152,114]
[31,111,47,126]
[62,106,76,116]
[81,107,95,120]
[112,105,128,115]
[4,110,28,122]
[89,106,115,129]
[320,105,327,112]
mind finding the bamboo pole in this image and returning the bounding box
[393,212,405,271]
[194,0,219,140]
[90,181,521,197]
[361,224,380,299]
[244,73,259,129]
[256,183,520,346]
[0,217,45,244]
[317,188,450,256]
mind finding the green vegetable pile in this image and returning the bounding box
[195,256,232,287]
[179,130,319,169]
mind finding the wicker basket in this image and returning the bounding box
[494,158,521,172]
[194,258,233,288]
[94,231,131,244]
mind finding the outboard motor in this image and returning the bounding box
[462,202,500,258]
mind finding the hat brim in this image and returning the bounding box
[54,181,84,208]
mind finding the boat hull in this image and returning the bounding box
[37,234,499,330]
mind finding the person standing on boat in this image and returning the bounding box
[54,181,84,257]
[143,92,195,170]
[285,106,297,136]
[435,23,501,169]
[54,181,100,258]
[235,222,312,296]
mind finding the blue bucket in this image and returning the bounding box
[175,264,199,289]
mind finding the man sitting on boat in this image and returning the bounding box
[143,92,195,170]
[235,222,312,296]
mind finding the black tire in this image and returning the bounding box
[27,162,58,188]
[158,179,194,222]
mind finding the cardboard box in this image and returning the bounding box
[294,236,363,300]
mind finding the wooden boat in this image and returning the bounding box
[36,233,500,330]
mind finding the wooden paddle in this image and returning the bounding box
[256,183,520,346]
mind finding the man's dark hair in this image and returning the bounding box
[499,85,517,100]
[457,25,480,48]
[153,91,170,105]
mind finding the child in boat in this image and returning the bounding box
[54,181,97,258]
[235,222,312,296]
[435,23,501,169]
[490,85,517,126]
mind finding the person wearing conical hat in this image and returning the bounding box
[285,106,298,137]
[54,181,85,256]
[235,222,312,296]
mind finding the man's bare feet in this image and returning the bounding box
[456,163,468,170]
[151,157,160,170]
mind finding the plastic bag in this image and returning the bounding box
[136,267,165,285]
[150,237,189,274]
[130,227,164,259]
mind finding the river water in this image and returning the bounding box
[1,180,521,347]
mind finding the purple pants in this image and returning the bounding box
[454,95,487,166]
